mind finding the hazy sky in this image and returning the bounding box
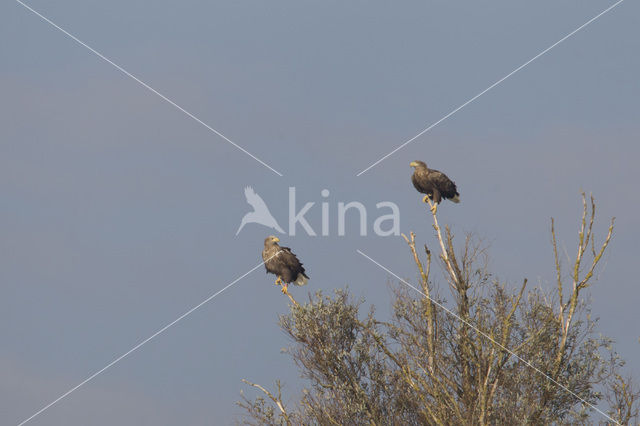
[2,0,639,424]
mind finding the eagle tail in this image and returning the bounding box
[451,193,460,203]
[294,273,309,286]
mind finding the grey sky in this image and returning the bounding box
[2,0,639,424]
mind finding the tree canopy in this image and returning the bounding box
[239,194,639,425]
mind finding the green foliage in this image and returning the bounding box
[238,196,638,425]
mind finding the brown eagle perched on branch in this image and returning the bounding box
[262,236,309,296]
[410,160,460,213]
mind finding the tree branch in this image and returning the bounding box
[242,379,292,426]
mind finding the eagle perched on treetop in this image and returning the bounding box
[410,160,460,213]
[262,236,309,297]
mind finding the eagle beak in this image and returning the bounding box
[409,161,417,167]
[273,237,280,242]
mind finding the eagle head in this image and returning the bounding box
[410,160,427,169]
[264,235,280,246]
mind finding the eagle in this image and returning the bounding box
[236,186,285,235]
[262,236,309,296]
[410,160,460,213]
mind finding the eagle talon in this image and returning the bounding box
[275,276,283,286]
[281,285,289,295]
[422,195,430,203]
[430,203,437,214]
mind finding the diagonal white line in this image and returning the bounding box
[17,254,277,426]
[16,0,284,177]
[356,0,625,177]
[356,249,619,424]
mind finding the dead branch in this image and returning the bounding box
[402,231,436,373]
[425,198,460,289]
[242,379,292,426]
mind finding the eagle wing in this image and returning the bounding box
[280,246,308,278]
[430,170,457,194]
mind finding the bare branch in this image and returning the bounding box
[242,379,292,426]
[425,198,460,288]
